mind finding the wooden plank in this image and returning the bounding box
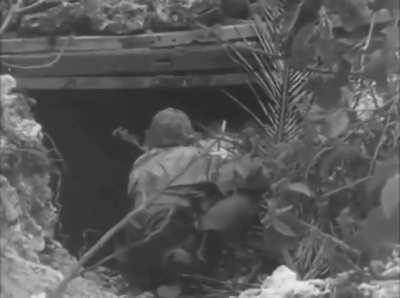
[1,42,253,77]
[0,22,257,54]
[15,73,249,89]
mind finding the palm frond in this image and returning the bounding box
[224,3,311,143]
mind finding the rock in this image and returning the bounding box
[18,2,89,36]
[89,0,148,34]
[147,0,220,31]
[15,0,221,36]
[1,75,124,298]
[0,175,22,223]
[238,266,327,298]
[0,250,64,298]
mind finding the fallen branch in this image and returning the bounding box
[83,206,175,272]
[47,201,147,298]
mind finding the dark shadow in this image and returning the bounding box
[30,86,257,260]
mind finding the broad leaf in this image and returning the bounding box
[380,173,400,219]
[215,155,264,194]
[198,192,257,234]
[307,77,343,109]
[315,39,351,68]
[367,156,400,197]
[307,106,350,138]
[285,182,315,197]
[289,23,317,69]
[272,218,298,237]
[324,0,372,32]
[355,205,399,257]
[368,0,398,12]
[323,108,350,138]
[364,49,389,89]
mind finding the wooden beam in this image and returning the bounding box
[0,10,392,55]
[1,42,255,77]
[15,73,249,89]
[0,22,258,54]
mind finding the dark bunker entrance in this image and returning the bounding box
[32,86,255,262]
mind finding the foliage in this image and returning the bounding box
[220,0,400,278]
[0,0,221,36]
[112,5,399,281]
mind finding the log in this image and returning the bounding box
[1,42,255,77]
[0,22,258,54]
[15,73,249,89]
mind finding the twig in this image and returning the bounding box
[47,140,219,298]
[16,0,62,14]
[297,219,361,257]
[276,64,289,143]
[305,66,363,77]
[0,0,23,35]
[84,206,175,272]
[360,12,377,73]
[1,48,65,69]
[43,132,65,165]
[320,176,371,200]
[221,89,269,135]
[305,146,333,182]
[368,102,396,175]
[47,202,147,298]
[236,43,285,59]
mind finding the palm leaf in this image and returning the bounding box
[223,3,310,143]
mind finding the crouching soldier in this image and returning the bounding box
[113,108,262,289]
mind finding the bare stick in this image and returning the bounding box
[221,89,269,134]
[297,219,361,257]
[360,12,377,72]
[0,0,23,35]
[368,103,396,175]
[47,202,147,298]
[84,206,175,272]
[320,176,371,200]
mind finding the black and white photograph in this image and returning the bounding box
[0,0,399,297]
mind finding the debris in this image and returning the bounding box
[236,266,328,298]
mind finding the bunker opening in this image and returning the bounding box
[32,86,256,261]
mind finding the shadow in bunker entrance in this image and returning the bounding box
[31,86,255,261]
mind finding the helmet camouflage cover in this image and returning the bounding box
[145,107,195,148]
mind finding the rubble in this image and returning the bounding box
[9,0,222,36]
[0,74,123,298]
[236,266,327,298]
